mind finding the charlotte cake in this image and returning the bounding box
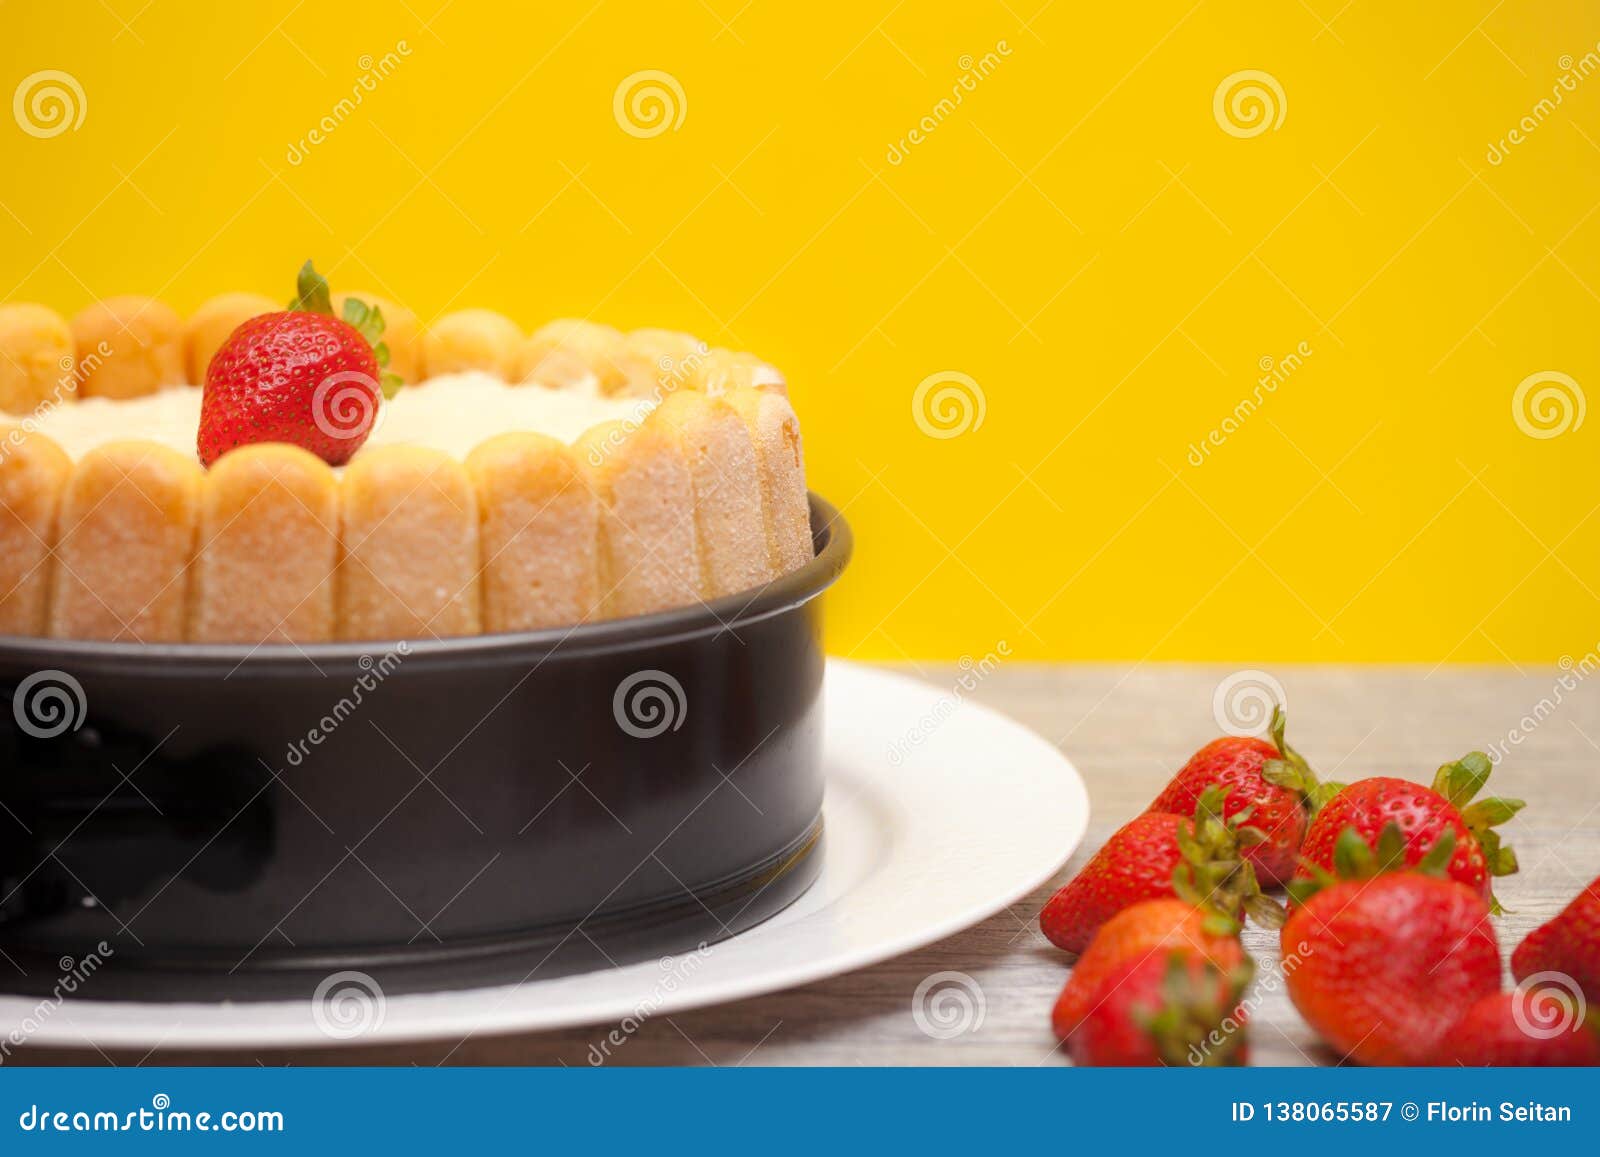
[0,264,809,645]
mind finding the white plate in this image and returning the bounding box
[5,661,1088,1049]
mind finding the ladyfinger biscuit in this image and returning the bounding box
[0,304,75,415]
[578,418,701,618]
[617,328,708,400]
[49,441,201,641]
[465,433,601,631]
[652,392,773,598]
[334,291,420,383]
[69,296,185,399]
[691,347,788,396]
[0,427,70,634]
[339,447,481,639]
[420,309,521,380]
[189,445,339,643]
[515,319,627,392]
[183,292,278,385]
[721,388,813,573]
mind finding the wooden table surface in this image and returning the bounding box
[18,663,1600,1066]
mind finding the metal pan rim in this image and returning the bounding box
[0,493,852,676]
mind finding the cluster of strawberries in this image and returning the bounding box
[1041,708,1600,1066]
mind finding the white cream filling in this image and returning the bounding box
[5,371,653,463]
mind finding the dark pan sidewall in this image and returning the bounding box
[0,497,851,999]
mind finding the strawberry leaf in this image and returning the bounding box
[1235,825,1269,848]
[1308,781,1346,811]
[1245,893,1287,929]
[1199,910,1241,938]
[1290,824,1456,905]
[1195,783,1230,820]
[341,295,370,330]
[1414,826,1457,875]
[341,297,389,349]
[1265,707,1333,817]
[290,260,334,314]
[1135,953,1253,1067]
[332,289,401,398]
[1260,759,1304,791]
[1333,827,1375,879]
[1374,823,1408,871]
[1175,822,1207,866]
[1172,791,1277,930]
[1425,752,1518,907]
[1285,875,1327,906]
[1432,751,1492,808]
[323,288,400,400]
[1461,796,1525,828]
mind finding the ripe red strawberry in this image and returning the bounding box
[1512,873,1600,1003]
[1283,826,1501,1065]
[198,261,401,468]
[1295,752,1521,911]
[1431,990,1600,1066]
[1149,707,1326,887]
[1068,950,1253,1067]
[1039,786,1282,954]
[1051,897,1246,1040]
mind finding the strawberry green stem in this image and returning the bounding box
[289,260,334,314]
[288,260,403,399]
[1260,706,1341,817]
[1431,752,1524,883]
[1286,823,1456,906]
[1172,785,1286,930]
[1134,953,1256,1067]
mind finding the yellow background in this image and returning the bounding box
[3,1,1598,663]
